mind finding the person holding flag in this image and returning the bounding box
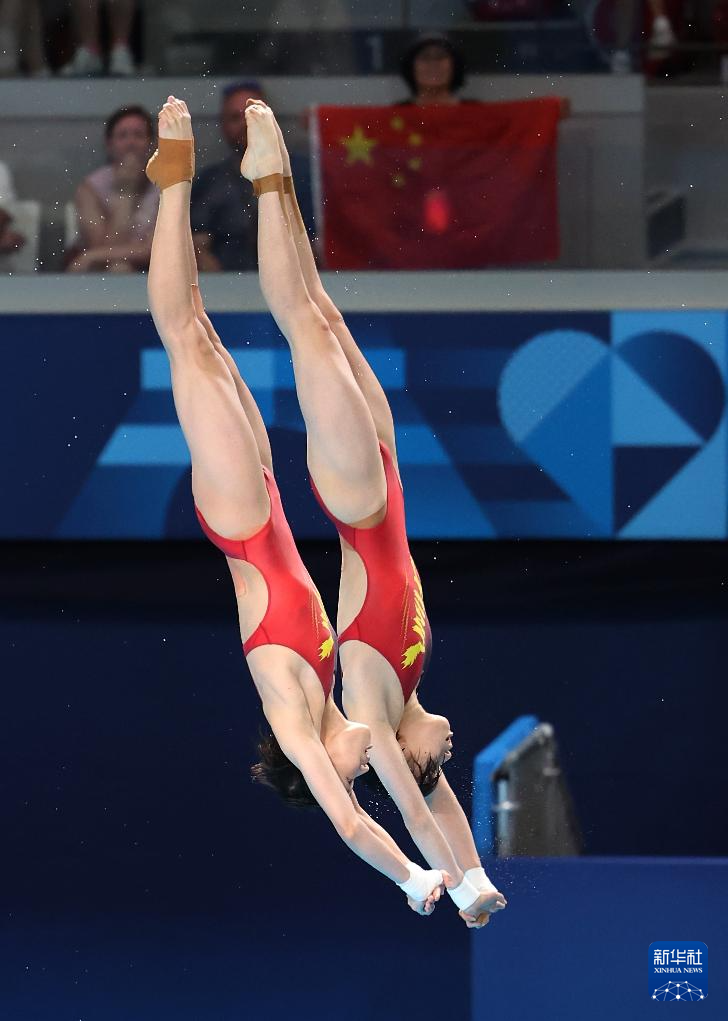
[241,98,508,929]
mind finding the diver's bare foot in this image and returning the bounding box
[460,887,508,929]
[245,97,292,177]
[146,96,194,189]
[240,102,283,181]
[157,96,193,140]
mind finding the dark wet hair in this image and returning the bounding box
[105,105,154,141]
[410,753,443,797]
[251,730,320,809]
[400,32,466,98]
[361,754,442,798]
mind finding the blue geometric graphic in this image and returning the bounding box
[519,357,612,534]
[2,309,726,539]
[498,330,608,443]
[620,331,724,441]
[612,358,702,447]
[614,446,698,530]
[497,315,727,538]
[620,421,727,538]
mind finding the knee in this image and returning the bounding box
[162,319,216,364]
[284,299,334,345]
[310,287,342,327]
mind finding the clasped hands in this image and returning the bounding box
[406,871,507,929]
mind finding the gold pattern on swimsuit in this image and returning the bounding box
[402,559,427,669]
[314,590,335,661]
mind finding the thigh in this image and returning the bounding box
[326,314,398,464]
[287,311,386,524]
[169,322,270,537]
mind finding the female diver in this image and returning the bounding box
[241,99,508,928]
[144,96,446,913]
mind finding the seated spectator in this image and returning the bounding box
[191,81,266,272]
[67,105,157,273]
[398,33,466,106]
[398,31,569,117]
[611,0,677,73]
[0,0,49,77]
[0,160,25,256]
[60,0,137,77]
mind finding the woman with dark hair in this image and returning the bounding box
[399,32,467,106]
[68,105,157,272]
[242,99,507,929]
[143,96,447,913]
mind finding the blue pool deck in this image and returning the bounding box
[473,856,727,1020]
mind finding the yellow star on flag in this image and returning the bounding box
[340,126,378,165]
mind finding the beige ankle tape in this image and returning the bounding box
[252,173,289,224]
[283,176,306,234]
[145,138,195,191]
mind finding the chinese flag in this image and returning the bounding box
[313,100,561,270]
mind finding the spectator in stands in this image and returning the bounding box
[0,160,25,254]
[66,105,157,273]
[60,0,137,77]
[399,33,466,106]
[611,0,677,72]
[190,81,266,272]
[0,0,49,76]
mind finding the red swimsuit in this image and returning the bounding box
[311,442,431,704]
[195,467,336,699]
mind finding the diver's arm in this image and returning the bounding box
[366,721,467,884]
[425,771,482,872]
[426,773,507,925]
[266,702,438,893]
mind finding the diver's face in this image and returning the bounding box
[398,713,453,773]
[107,115,152,165]
[325,722,372,792]
[413,45,455,92]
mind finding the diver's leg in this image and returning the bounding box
[147,97,269,537]
[274,114,397,461]
[184,204,273,472]
[243,102,385,525]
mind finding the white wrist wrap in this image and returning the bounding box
[465,866,488,889]
[447,875,479,911]
[397,862,443,902]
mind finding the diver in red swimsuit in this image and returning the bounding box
[144,96,447,912]
[244,100,508,928]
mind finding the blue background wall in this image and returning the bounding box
[2,538,725,1018]
[5,308,726,538]
[3,304,726,1018]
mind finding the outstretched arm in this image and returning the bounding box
[367,721,467,882]
[425,775,507,927]
[425,772,484,873]
[358,717,502,924]
[265,697,444,906]
[349,791,447,915]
